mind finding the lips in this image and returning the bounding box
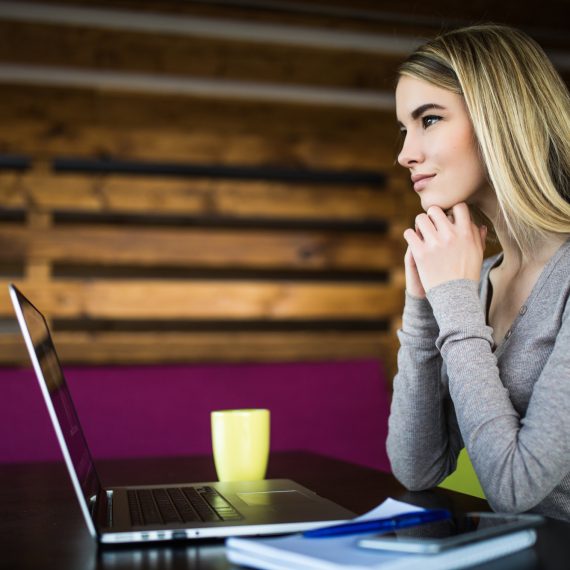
[411,173,436,192]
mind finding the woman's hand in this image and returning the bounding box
[404,246,426,299]
[403,203,487,293]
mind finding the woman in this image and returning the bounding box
[386,24,570,521]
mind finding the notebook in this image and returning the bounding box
[226,498,538,570]
[9,284,354,544]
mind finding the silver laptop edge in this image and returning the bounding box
[10,284,100,539]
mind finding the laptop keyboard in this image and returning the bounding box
[127,486,242,526]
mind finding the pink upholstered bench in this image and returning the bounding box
[0,360,391,472]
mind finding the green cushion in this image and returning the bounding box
[439,448,486,499]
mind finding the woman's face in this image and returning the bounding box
[395,76,490,212]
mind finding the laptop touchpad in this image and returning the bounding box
[237,490,316,506]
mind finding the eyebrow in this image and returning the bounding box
[411,103,446,119]
[397,103,447,127]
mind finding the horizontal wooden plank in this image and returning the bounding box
[0,1,415,52]
[0,18,566,88]
[0,330,399,372]
[0,279,404,320]
[0,225,404,271]
[0,171,417,219]
[0,85,398,169]
[17,0,570,49]
[0,21,403,92]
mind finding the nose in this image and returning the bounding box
[397,132,424,168]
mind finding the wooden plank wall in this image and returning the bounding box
[0,0,567,375]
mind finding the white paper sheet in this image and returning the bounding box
[227,498,424,569]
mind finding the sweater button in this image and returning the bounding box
[519,305,527,315]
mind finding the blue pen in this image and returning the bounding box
[303,509,451,538]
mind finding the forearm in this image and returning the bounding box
[428,280,570,513]
[387,294,461,489]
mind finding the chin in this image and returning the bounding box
[419,189,467,212]
[419,197,453,212]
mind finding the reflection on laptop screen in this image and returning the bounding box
[16,288,100,507]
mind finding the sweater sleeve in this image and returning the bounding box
[386,292,463,490]
[427,279,570,513]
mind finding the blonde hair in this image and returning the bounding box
[399,24,570,254]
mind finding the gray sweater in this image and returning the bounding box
[387,238,570,521]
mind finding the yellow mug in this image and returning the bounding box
[211,409,270,482]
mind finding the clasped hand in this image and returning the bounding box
[403,203,487,299]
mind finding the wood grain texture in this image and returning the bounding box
[19,0,570,43]
[0,279,403,319]
[0,330,397,365]
[0,225,405,270]
[0,0,439,371]
[0,20,404,91]
[0,85,398,169]
[0,172,416,219]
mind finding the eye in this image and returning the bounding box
[422,115,441,129]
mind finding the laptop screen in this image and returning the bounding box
[10,286,101,511]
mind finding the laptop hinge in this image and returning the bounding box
[91,489,113,529]
[106,490,114,528]
[89,494,97,518]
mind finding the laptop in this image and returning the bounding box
[9,284,354,544]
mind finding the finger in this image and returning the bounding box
[403,228,424,251]
[414,213,437,242]
[426,206,453,233]
[479,225,488,247]
[404,246,417,268]
[450,203,472,227]
[414,222,423,241]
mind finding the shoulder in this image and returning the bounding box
[553,239,570,318]
[546,238,570,291]
[533,238,570,323]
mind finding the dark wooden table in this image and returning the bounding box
[1,452,568,569]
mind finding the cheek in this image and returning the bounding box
[422,138,486,210]
[463,146,486,185]
[450,135,485,182]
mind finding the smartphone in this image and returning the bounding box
[358,512,544,554]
